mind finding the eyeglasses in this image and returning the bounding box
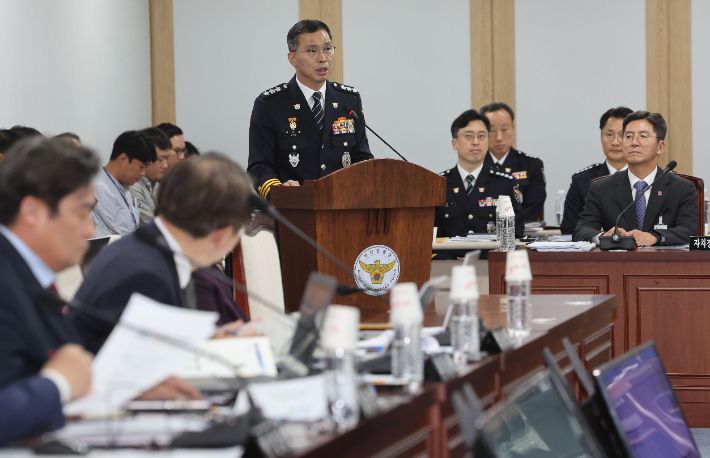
[458,132,488,142]
[173,147,187,155]
[293,46,336,59]
[622,132,658,144]
[604,133,623,142]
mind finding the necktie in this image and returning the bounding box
[466,174,475,196]
[312,91,324,130]
[634,181,648,230]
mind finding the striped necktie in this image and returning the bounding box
[466,175,475,196]
[634,181,647,230]
[312,91,324,130]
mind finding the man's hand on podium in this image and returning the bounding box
[281,180,300,187]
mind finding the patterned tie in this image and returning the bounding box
[634,180,648,230]
[466,175,475,196]
[312,91,324,130]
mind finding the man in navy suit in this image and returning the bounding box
[0,138,95,445]
[73,153,254,354]
[573,111,698,246]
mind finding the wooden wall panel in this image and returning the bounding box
[149,0,176,126]
[470,0,493,110]
[299,0,344,84]
[491,0,516,115]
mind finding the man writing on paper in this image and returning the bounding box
[247,19,373,200]
[573,111,697,246]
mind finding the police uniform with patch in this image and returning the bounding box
[560,162,611,235]
[247,75,373,199]
[483,148,546,222]
[434,164,525,238]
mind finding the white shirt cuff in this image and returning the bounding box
[41,368,72,404]
[592,232,603,245]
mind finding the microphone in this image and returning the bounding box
[336,284,363,296]
[599,161,677,250]
[341,104,409,162]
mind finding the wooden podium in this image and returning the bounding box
[270,159,445,319]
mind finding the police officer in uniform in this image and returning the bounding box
[435,110,524,239]
[480,103,546,222]
[248,19,373,200]
[560,106,632,234]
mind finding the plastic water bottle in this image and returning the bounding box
[449,266,480,364]
[507,279,532,338]
[390,283,424,392]
[499,214,516,251]
[556,190,566,226]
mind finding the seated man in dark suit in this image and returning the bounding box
[560,106,632,234]
[573,111,697,246]
[0,138,95,444]
[72,153,254,354]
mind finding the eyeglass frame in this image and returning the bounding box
[457,131,488,142]
[292,46,337,59]
[622,132,659,144]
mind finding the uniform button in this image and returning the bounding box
[343,142,348,146]
[292,145,296,150]
[468,214,473,220]
[321,164,326,170]
[445,214,449,218]
[322,144,325,148]
[489,214,493,218]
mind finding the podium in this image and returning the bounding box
[270,159,446,319]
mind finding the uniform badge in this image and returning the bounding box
[353,245,401,296]
[294,104,301,110]
[342,152,351,167]
[513,185,523,203]
[332,102,338,108]
[288,117,297,131]
[289,153,299,167]
[478,197,497,207]
[512,171,527,180]
[332,117,355,135]
[505,168,511,173]
[453,188,459,193]
[479,187,485,192]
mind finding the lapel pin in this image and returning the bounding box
[479,187,485,192]
[658,191,662,195]
[294,104,300,110]
[332,102,338,108]
[453,188,459,193]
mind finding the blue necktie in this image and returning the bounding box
[634,181,647,230]
[312,91,324,130]
[466,175,474,196]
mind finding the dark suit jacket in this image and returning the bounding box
[247,75,374,199]
[0,375,64,446]
[72,222,184,354]
[560,162,610,234]
[484,148,546,222]
[434,164,525,238]
[193,265,248,326]
[573,168,698,245]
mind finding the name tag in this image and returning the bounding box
[654,224,667,230]
[690,236,710,251]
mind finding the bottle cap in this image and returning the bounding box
[505,250,533,281]
[558,189,565,195]
[390,282,424,324]
[450,265,479,300]
[321,305,360,351]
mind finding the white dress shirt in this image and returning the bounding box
[606,160,628,174]
[457,163,483,190]
[629,167,658,203]
[154,217,192,289]
[488,150,510,166]
[296,77,327,110]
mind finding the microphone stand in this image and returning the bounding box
[342,105,409,162]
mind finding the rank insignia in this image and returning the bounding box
[514,185,523,203]
[288,118,297,131]
[479,187,485,192]
[478,197,497,207]
[332,117,355,135]
[505,168,511,173]
[512,171,528,180]
[342,152,351,167]
[289,153,299,167]
[294,104,301,110]
[453,188,460,193]
[333,102,338,108]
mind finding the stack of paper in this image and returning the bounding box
[447,234,497,242]
[527,241,596,252]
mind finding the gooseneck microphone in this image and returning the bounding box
[341,104,409,162]
[599,161,677,250]
[336,284,363,296]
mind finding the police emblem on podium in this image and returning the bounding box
[353,245,400,296]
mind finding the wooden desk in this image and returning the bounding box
[488,248,710,427]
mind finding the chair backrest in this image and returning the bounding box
[231,210,285,320]
[589,172,704,235]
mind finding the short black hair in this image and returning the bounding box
[451,109,491,138]
[622,111,667,141]
[140,127,172,151]
[156,153,253,238]
[155,122,183,139]
[287,20,332,52]
[53,132,81,142]
[0,129,21,154]
[479,103,515,123]
[110,130,157,163]
[0,138,99,225]
[10,125,43,139]
[599,107,633,130]
[185,141,200,158]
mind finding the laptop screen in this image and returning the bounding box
[594,341,699,458]
[483,370,603,458]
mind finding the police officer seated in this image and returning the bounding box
[435,109,525,244]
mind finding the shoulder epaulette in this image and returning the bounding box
[440,169,451,176]
[573,163,601,175]
[488,169,514,180]
[259,83,288,98]
[331,82,359,94]
[518,150,540,160]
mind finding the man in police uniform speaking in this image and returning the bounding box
[435,110,524,239]
[248,20,373,199]
[480,103,546,222]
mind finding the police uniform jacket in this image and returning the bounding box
[434,164,525,238]
[572,168,698,245]
[560,162,610,234]
[484,148,546,222]
[248,75,374,199]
